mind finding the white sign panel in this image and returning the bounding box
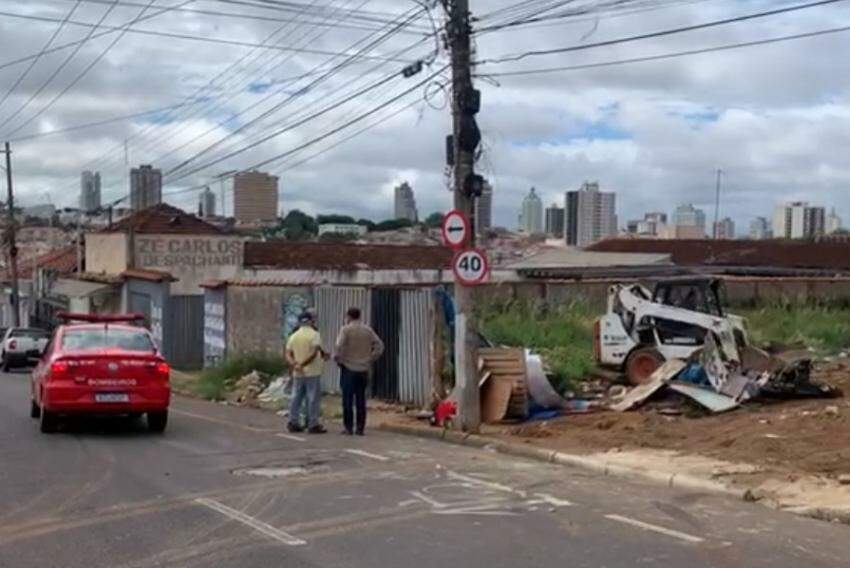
[441,210,471,250]
[452,249,490,286]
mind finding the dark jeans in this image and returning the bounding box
[340,367,368,434]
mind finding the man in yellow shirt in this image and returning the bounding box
[285,312,327,434]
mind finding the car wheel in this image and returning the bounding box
[30,399,41,419]
[624,347,665,386]
[39,408,58,433]
[147,411,168,433]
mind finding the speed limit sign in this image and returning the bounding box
[452,248,490,286]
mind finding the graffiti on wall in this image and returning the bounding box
[282,291,312,340]
[204,292,226,366]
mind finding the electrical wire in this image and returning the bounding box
[0,0,122,135]
[476,0,845,65]
[477,24,850,77]
[0,9,418,64]
[0,0,83,114]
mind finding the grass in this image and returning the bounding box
[478,301,597,394]
[734,305,850,355]
[478,301,850,393]
[194,355,287,401]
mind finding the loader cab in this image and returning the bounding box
[651,277,725,317]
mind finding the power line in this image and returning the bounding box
[49,0,433,34]
[0,0,122,135]
[0,9,418,65]
[476,0,845,64]
[477,24,850,77]
[0,0,83,114]
[8,97,212,142]
[162,63,448,199]
[163,6,431,179]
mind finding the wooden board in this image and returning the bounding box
[481,378,515,423]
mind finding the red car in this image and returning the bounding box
[30,313,171,434]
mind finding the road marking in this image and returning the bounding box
[529,493,574,507]
[604,514,705,544]
[195,498,306,546]
[446,470,522,496]
[345,449,389,462]
[171,408,276,433]
[276,433,306,442]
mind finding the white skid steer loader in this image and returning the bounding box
[595,277,749,385]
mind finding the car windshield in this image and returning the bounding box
[61,328,154,353]
[10,329,50,339]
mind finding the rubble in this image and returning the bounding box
[225,371,268,406]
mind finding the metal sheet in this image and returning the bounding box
[611,359,686,412]
[316,287,371,394]
[398,289,434,408]
[525,350,568,409]
[203,288,226,368]
[371,289,400,401]
[668,382,740,413]
[166,295,205,370]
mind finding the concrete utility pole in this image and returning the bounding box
[446,0,481,432]
[713,168,722,239]
[4,142,20,327]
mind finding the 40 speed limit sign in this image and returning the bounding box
[452,248,490,286]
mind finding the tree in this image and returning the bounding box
[356,218,376,231]
[424,212,444,229]
[373,218,414,232]
[279,209,318,241]
[316,214,356,225]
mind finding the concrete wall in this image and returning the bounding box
[86,233,129,274]
[244,268,451,286]
[224,286,312,357]
[474,277,850,311]
[134,234,244,295]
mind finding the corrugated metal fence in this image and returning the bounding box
[397,289,434,408]
[166,295,204,370]
[316,287,371,394]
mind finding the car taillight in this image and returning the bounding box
[50,361,71,380]
[156,362,170,380]
[9,340,16,350]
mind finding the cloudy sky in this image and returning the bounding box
[1,0,849,233]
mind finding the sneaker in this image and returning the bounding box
[355,430,365,436]
[287,423,304,433]
[341,429,353,435]
[308,425,328,434]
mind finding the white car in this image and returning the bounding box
[1,328,51,371]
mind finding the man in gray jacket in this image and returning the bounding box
[334,307,384,435]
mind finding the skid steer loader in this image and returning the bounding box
[595,277,749,385]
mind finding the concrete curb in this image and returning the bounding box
[378,422,746,499]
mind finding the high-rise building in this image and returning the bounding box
[544,203,565,238]
[199,186,216,218]
[668,203,707,239]
[713,217,735,239]
[749,217,771,240]
[564,181,617,246]
[773,202,825,239]
[474,181,493,235]
[130,165,162,211]
[393,181,418,222]
[233,170,279,223]
[827,208,843,234]
[80,170,101,213]
[626,212,667,236]
[519,187,544,233]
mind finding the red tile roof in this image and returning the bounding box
[586,239,850,271]
[3,245,78,280]
[104,203,223,235]
[121,268,176,283]
[244,241,453,271]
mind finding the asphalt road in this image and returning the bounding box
[1,370,848,568]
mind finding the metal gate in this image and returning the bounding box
[371,289,400,401]
[129,292,152,326]
[315,287,370,393]
[166,295,204,370]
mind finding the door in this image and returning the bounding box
[166,296,204,370]
[371,289,400,401]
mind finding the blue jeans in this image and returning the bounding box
[289,375,321,429]
[340,367,368,434]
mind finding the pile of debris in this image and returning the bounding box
[226,371,291,407]
[612,335,841,414]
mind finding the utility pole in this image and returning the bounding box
[4,142,20,327]
[446,0,481,432]
[713,168,722,239]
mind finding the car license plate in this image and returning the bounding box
[95,393,129,403]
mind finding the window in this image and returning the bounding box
[10,328,50,339]
[61,328,155,353]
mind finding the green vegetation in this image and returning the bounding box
[478,301,597,394]
[478,301,850,394]
[735,305,850,355]
[194,355,287,400]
